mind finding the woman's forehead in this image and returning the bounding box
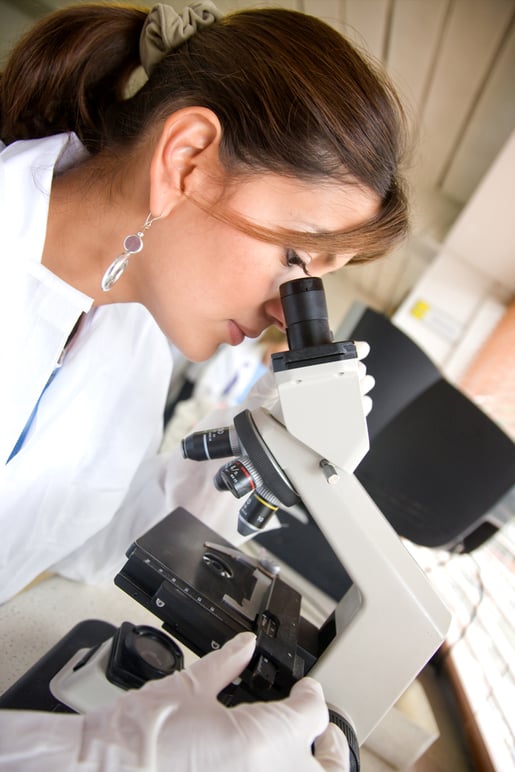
[227,172,380,230]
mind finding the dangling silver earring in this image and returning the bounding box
[101,212,161,292]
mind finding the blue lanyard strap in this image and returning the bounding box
[7,367,59,463]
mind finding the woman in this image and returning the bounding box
[0,2,408,768]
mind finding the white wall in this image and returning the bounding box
[444,130,515,290]
[393,129,515,381]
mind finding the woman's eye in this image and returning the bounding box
[285,248,310,275]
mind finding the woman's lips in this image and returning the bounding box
[228,320,245,346]
[228,321,261,345]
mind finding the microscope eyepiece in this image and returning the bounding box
[280,277,332,350]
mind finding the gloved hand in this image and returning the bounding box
[83,631,350,771]
[0,632,350,771]
[354,340,375,417]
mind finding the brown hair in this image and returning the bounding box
[0,3,409,262]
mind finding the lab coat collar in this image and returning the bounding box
[1,133,89,271]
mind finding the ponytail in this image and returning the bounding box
[0,4,148,149]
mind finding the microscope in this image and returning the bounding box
[114,277,451,745]
[0,277,450,765]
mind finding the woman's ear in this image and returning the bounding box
[149,107,223,217]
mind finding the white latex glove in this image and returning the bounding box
[0,632,350,772]
[354,340,375,417]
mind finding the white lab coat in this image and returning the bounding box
[0,133,252,604]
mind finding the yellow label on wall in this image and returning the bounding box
[410,299,464,342]
[411,300,430,320]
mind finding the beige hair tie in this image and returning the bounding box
[140,1,222,76]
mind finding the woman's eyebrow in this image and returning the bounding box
[311,252,337,266]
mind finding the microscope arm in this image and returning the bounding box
[249,405,451,744]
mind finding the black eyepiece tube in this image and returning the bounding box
[280,277,332,350]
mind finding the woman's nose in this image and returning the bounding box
[264,295,286,332]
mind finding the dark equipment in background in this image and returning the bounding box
[343,305,515,551]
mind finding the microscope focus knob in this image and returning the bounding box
[327,708,360,772]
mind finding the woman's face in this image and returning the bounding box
[139,173,379,362]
